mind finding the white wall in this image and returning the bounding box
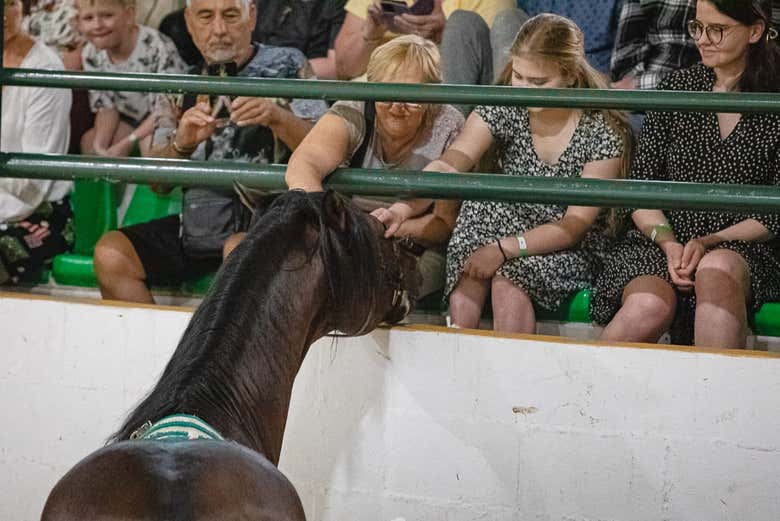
[2,293,779,521]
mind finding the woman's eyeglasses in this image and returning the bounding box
[376,101,424,113]
[687,19,740,45]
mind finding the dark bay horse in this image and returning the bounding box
[41,190,420,521]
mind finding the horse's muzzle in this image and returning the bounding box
[383,289,413,325]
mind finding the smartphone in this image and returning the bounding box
[204,61,238,126]
[380,0,408,15]
[408,0,433,15]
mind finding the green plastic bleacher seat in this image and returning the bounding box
[49,181,780,336]
[52,183,181,287]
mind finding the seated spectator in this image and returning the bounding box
[23,0,91,155]
[77,0,187,158]
[252,0,347,79]
[1,0,73,285]
[373,14,630,333]
[592,0,780,349]
[92,0,327,304]
[23,0,83,69]
[160,0,347,78]
[284,35,464,297]
[610,0,700,90]
[333,0,514,110]
[491,0,623,79]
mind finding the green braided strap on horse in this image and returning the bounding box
[130,414,224,442]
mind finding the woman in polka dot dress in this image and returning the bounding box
[373,14,631,333]
[591,0,780,348]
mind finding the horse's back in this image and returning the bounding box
[41,440,306,521]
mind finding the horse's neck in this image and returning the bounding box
[188,257,329,464]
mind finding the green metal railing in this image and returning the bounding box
[1,0,780,213]
[2,153,780,212]
[1,68,780,113]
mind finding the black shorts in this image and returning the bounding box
[119,214,221,288]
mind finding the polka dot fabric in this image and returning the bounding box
[591,64,780,344]
[444,105,624,311]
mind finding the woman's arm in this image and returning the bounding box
[310,50,338,80]
[107,112,158,157]
[285,114,352,192]
[675,219,775,280]
[334,10,386,79]
[632,208,694,289]
[462,157,623,279]
[396,200,460,247]
[501,157,623,258]
[373,112,494,236]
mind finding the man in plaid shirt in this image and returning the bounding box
[610,0,700,89]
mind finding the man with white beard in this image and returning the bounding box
[93,0,327,304]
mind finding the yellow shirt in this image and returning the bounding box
[345,0,514,29]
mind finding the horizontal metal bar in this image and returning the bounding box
[1,68,779,113]
[2,153,780,213]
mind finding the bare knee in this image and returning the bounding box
[448,286,482,328]
[94,231,144,282]
[80,128,96,154]
[448,288,473,316]
[622,276,677,325]
[491,276,532,312]
[695,249,749,296]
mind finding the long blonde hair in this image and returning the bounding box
[502,14,632,231]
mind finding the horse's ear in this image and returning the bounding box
[322,190,348,232]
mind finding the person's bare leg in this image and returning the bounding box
[223,232,246,259]
[491,275,535,334]
[110,121,133,147]
[80,121,132,155]
[600,275,676,343]
[448,276,490,329]
[694,249,750,349]
[93,231,154,304]
[80,128,97,154]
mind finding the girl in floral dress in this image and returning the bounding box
[373,14,631,333]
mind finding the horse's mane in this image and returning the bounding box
[109,190,387,443]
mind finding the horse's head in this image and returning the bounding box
[313,190,421,335]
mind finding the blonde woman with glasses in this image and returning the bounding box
[286,35,465,298]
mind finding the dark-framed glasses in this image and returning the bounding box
[687,19,740,45]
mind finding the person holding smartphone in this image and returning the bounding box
[333,0,514,111]
[92,0,328,304]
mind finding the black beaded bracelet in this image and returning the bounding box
[495,238,508,262]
